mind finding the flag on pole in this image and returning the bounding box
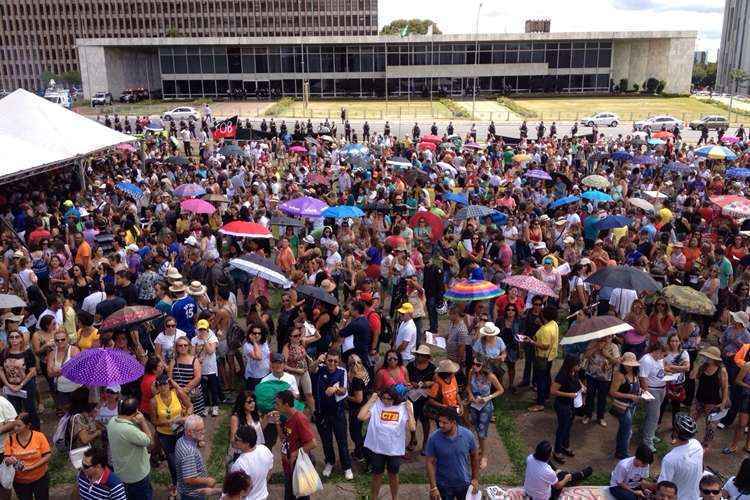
[400,25,409,37]
[212,115,238,140]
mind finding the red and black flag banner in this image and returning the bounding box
[213,115,238,140]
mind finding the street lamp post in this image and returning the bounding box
[472,2,483,121]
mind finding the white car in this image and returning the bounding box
[162,106,200,122]
[633,115,683,131]
[580,112,619,127]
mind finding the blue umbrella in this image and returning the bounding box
[115,182,143,200]
[663,162,694,174]
[549,195,581,210]
[321,205,365,218]
[727,167,750,178]
[581,190,613,202]
[647,138,666,146]
[64,207,81,219]
[633,155,657,165]
[611,151,634,162]
[490,212,508,226]
[594,215,633,231]
[341,143,369,157]
[443,192,469,205]
[144,120,164,132]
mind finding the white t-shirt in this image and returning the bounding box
[395,319,417,363]
[0,396,17,448]
[364,400,409,456]
[609,288,638,318]
[610,456,650,489]
[723,476,750,499]
[81,291,106,315]
[259,372,299,398]
[154,329,187,361]
[664,350,690,384]
[523,455,558,500]
[192,332,219,375]
[639,354,666,389]
[658,438,704,500]
[230,445,274,500]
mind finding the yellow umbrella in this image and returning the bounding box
[662,285,716,316]
[513,153,531,162]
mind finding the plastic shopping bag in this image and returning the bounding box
[465,485,482,500]
[0,462,14,490]
[292,448,323,497]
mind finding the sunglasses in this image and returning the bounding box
[166,323,176,327]
[700,488,721,495]
[81,462,96,470]
[54,338,67,343]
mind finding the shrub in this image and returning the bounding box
[439,98,471,118]
[619,78,629,93]
[633,83,640,92]
[645,77,660,93]
[656,80,666,93]
[497,96,537,118]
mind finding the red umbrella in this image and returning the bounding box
[418,141,437,152]
[219,221,272,239]
[306,173,329,186]
[421,134,442,145]
[28,228,51,245]
[409,211,444,241]
[652,130,673,140]
[100,305,163,333]
[385,235,406,249]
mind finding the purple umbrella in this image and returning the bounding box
[525,169,552,180]
[61,348,145,386]
[174,183,207,198]
[279,196,329,218]
[633,155,657,166]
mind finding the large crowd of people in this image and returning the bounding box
[0,106,747,500]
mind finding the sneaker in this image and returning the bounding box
[211,406,220,417]
[322,463,333,478]
[581,417,590,425]
[598,420,607,428]
[344,469,354,480]
[717,422,726,429]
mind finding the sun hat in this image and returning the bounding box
[303,235,315,244]
[436,359,459,373]
[187,281,207,296]
[166,267,183,281]
[699,346,722,361]
[184,235,199,247]
[731,311,750,328]
[169,281,187,294]
[320,279,336,293]
[620,352,640,367]
[412,345,432,357]
[1,313,23,323]
[579,257,592,266]
[479,322,500,337]
[12,250,23,258]
[196,319,210,330]
[397,302,414,314]
[126,244,139,252]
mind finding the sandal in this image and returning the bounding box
[722,447,737,455]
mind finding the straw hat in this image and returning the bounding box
[699,346,722,362]
[479,322,500,337]
[436,359,459,373]
[169,281,187,294]
[303,235,315,244]
[564,236,575,245]
[1,313,24,323]
[166,267,183,281]
[187,281,207,296]
[620,352,640,367]
[731,311,750,328]
[412,345,432,357]
[320,279,336,293]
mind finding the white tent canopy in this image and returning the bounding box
[0,89,134,183]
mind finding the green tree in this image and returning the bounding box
[692,62,717,88]
[380,19,442,36]
[61,70,81,85]
[730,68,749,93]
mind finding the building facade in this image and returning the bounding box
[716,0,750,93]
[694,51,708,65]
[0,0,379,91]
[77,31,696,99]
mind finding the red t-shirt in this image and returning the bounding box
[139,373,156,413]
[281,410,315,475]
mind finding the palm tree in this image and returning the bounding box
[728,68,748,124]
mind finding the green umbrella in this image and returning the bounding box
[662,285,716,316]
[254,379,305,413]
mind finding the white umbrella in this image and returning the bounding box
[0,294,26,309]
[643,191,668,200]
[229,257,292,289]
[437,161,457,175]
[627,197,655,212]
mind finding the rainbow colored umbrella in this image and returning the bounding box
[695,145,738,161]
[180,198,216,215]
[445,280,503,302]
[219,221,272,239]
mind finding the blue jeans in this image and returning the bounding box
[615,406,634,457]
[584,375,610,421]
[157,432,179,486]
[609,485,639,500]
[534,359,551,405]
[201,373,221,407]
[554,400,574,453]
[521,343,535,386]
[438,484,469,500]
[124,475,153,500]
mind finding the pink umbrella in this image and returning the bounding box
[219,221,272,239]
[503,275,557,297]
[116,143,135,152]
[464,142,483,149]
[289,145,307,154]
[421,134,442,145]
[722,135,740,144]
[418,141,437,151]
[180,198,216,215]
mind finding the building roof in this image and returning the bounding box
[76,30,698,48]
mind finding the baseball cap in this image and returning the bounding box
[271,352,285,363]
[397,302,414,314]
[196,319,210,330]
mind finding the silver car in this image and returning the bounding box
[633,115,683,131]
[162,106,200,122]
[580,112,619,127]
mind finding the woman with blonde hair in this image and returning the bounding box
[347,353,370,461]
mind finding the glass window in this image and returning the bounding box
[362,51,374,71]
[570,74,583,91]
[558,49,570,68]
[600,41,612,48]
[200,47,213,55]
[492,50,503,64]
[571,49,584,68]
[189,80,202,96]
[558,42,571,50]
[309,79,321,95]
[505,48,518,64]
[173,55,187,74]
[586,41,599,49]
[188,55,201,74]
[175,80,189,96]
[440,52,451,65]
[214,53,227,73]
[162,80,176,97]
[545,49,558,69]
[282,55,295,73]
[375,52,385,71]
[242,54,254,73]
[479,49,491,64]
[255,50,268,73]
[201,55,215,73]
[517,76,530,91]
[348,49,360,72]
[518,50,531,63]
[228,48,242,73]
[597,74,610,89]
[583,74,596,89]
[216,80,229,94]
[268,53,281,73]
[308,53,321,72]
[160,55,174,74]
[173,47,187,55]
[387,51,399,66]
[598,48,611,67]
[203,80,216,95]
[322,48,334,72]
[573,42,585,49]
[584,49,598,68]
[334,47,346,72]
[159,48,173,56]
[243,81,256,95]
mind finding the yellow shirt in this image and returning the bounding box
[612,226,628,247]
[535,320,559,361]
[63,306,77,343]
[77,328,100,350]
[155,390,184,435]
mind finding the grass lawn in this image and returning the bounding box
[511,96,731,123]
[454,100,522,121]
[282,99,454,120]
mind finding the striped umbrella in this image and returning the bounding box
[695,145,738,161]
[503,275,557,297]
[219,221,272,239]
[525,169,552,180]
[454,205,499,221]
[445,280,503,302]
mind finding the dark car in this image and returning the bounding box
[689,115,729,130]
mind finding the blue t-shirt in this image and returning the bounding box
[171,295,197,338]
[425,425,477,488]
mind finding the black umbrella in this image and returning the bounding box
[296,285,337,305]
[584,265,662,293]
[270,216,304,228]
[165,156,189,166]
[219,144,244,157]
[401,169,430,186]
[365,201,390,212]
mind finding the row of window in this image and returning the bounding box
[159,41,613,75]
[161,74,612,99]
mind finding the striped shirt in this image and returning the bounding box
[77,468,127,500]
[175,436,206,498]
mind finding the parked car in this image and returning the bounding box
[91,91,112,107]
[162,106,200,121]
[119,88,149,103]
[579,112,619,127]
[689,115,729,130]
[633,115,683,131]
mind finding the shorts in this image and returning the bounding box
[739,395,750,414]
[216,339,229,358]
[294,371,312,396]
[368,451,401,474]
